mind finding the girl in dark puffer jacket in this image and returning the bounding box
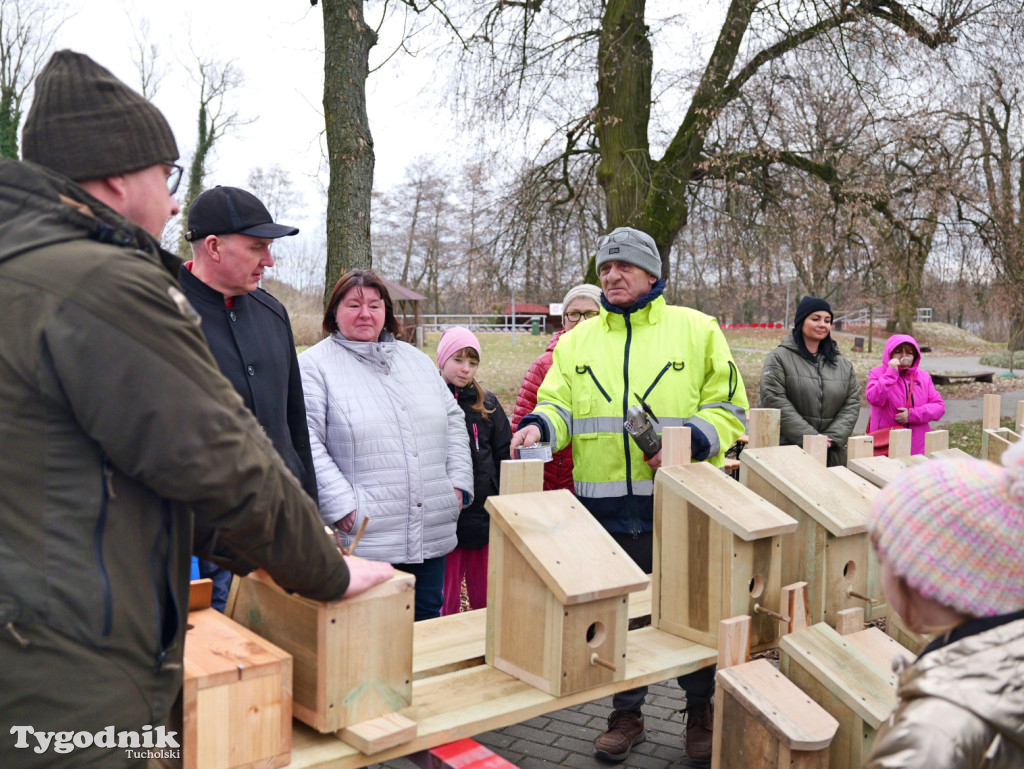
[437,327,512,614]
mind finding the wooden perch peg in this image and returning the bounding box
[590,653,617,672]
[343,516,370,556]
[846,586,879,605]
[753,603,790,623]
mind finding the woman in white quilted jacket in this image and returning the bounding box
[300,269,474,620]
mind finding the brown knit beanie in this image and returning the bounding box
[22,50,178,181]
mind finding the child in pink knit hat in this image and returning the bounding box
[865,438,1024,768]
[435,327,511,615]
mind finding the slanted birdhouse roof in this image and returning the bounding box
[740,446,869,537]
[656,463,797,541]
[485,489,649,605]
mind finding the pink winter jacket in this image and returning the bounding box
[865,334,946,455]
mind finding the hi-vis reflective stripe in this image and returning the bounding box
[537,402,572,440]
[701,401,748,427]
[574,416,625,434]
[688,415,720,457]
[576,479,655,498]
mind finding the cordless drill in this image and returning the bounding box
[623,393,662,459]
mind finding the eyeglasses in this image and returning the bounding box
[165,163,183,195]
[566,310,599,322]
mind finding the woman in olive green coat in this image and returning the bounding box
[758,296,860,466]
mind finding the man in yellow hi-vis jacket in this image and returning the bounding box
[511,227,748,765]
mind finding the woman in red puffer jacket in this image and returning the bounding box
[512,283,602,491]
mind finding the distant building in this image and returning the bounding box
[500,303,562,333]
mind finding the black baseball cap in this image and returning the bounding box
[185,186,299,241]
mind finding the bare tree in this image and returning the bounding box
[0,0,68,158]
[126,14,166,100]
[175,53,251,257]
[247,164,302,223]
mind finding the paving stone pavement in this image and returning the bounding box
[367,680,704,769]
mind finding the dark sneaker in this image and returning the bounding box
[684,701,714,762]
[594,709,646,762]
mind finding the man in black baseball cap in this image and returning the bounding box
[179,186,317,610]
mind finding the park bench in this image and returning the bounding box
[930,371,994,385]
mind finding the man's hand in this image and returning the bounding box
[645,449,662,470]
[895,407,909,425]
[341,556,394,598]
[510,425,542,456]
[336,511,356,533]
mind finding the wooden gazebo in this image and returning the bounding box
[381,278,427,345]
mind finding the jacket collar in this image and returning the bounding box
[600,284,667,330]
[179,262,247,309]
[0,158,181,278]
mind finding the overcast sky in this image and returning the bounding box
[48,1,456,211]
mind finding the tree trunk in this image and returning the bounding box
[322,0,377,308]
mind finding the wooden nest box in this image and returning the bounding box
[740,446,877,624]
[653,463,798,652]
[228,568,415,734]
[484,489,649,696]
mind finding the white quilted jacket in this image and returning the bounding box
[300,332,473,563]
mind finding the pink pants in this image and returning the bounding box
[440,545,489,615]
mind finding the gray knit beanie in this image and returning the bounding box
[594,227,662,278]
[561,283,602,317]
[22,50,178,181]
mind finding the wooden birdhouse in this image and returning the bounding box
[183,608,292,769]
[780,623,898,769]
[739,446,879,624]
[847,454,913,487]
[228,568,415,734]
[484,489,649,697]
[653,463,798,652]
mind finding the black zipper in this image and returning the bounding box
[151,499,180,672]
[96,456,114,638]
[622,315,639,537]
[727,361,739,401]
[576,365,612,402]
[641,362,672,402]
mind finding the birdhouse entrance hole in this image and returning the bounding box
[586,622,607,647]
[748,575,765,598]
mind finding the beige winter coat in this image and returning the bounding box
[865,617,1024,768]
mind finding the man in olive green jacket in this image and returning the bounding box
[0,51,391,768]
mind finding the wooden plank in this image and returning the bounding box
[891,455,928,468]
[748,408,781,448]
[822,534,871,628]
[729,536,784,650]
[802,434,829,465]
[341,714,417,755]
[779,623,897,728]
[498,459,544,495]
[781,582,809,637]
[740,446,870,536]
[842,627,905,675]
[887,428,912,459]
[189,578,213,612]
[983,428,1020,464]
[662,425,692,467]
[1017,400,1024,433]
[717,616,751,670]
[983,393,1001,430]
[657,463,798,541]
[923,429,949,454]
[716,659,839,750]
[928,447,973,460]
[485,490,649,605]
[828,466,879,502]
[185,608,292,690]
[287,628,717,769]
[847,456,906,488]
[847,435,874,461]
[834,608,864,636]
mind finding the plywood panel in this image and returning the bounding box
[485,490,648,605]
[823,534,870,628]
[560,597,628,694]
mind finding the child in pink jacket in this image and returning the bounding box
[865,334,946,455]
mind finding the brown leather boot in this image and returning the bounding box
[684,701,714,762]
[594,709,645,762]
